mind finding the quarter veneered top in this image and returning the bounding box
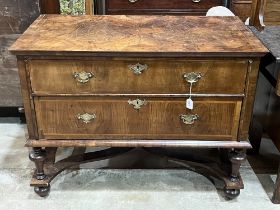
[10,15,268,57]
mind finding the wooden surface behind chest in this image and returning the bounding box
[265,0,280,25]
[230,0,280,25]
[105,0,224,15]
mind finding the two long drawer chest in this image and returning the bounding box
[10,15,267,198]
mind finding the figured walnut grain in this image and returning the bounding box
[10,15,268,57]
[34,97,242,141]
[28,59,248,95]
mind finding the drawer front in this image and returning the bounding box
[106,0,223,10]
[35,97,241,140]
[29,59,247,95]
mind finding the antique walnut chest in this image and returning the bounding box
[10,15,267,198]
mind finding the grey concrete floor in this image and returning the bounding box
[0,120,279,210]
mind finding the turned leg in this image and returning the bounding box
[29,147,47,180]
[29,147,50,197]
[229,149,246,182]
[224,149,246,199]
[248,116,263,155]
[272,163,280,204]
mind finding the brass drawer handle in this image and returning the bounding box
[73,71,94,84]
[128,99,147,109]
[183,72,202,84]
[192,0,201,3]
[128,0,138,2]
[180,114,199,125]
[128,63,148,75]
[77,113,96,124]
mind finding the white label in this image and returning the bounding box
[186,98,193,110]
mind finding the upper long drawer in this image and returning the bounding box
[28,59,248,95]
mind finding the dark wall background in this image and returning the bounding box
[0,0,40,107]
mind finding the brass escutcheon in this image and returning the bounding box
[128,99,147,109]
[128,63,148,75]
[183,72,202,84]
[180,114,199,125]
[77,113,96,124]
[73,71,94,84]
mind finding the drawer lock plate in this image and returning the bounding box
[128,63,148,75]
[77,113,96,124]
[128,99,147,109]
[180,114,199,125]
[73,71,94,84]
[183,72,202,84]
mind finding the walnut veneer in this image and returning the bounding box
[10,15,267,198]
[29,59,248,95]
[35,97,242,140]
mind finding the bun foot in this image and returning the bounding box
[34,185,50,197]
[224,189,240,199]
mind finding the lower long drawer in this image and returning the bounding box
[34,97,242,140]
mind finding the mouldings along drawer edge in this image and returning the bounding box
[28,59,248,95]
[238,59,260,140]
[25,139,252,149]
[34,97,242,141]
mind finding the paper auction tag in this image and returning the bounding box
[186,98,193,110]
